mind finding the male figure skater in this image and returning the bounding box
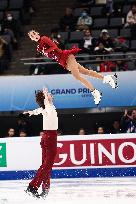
[24,87,58,199]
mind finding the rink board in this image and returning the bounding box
[0,71,136,111]
[0,134,136,180]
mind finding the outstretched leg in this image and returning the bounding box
[78,63,117,89]
[78,63,103,80]
[66,55,95,91]
[66,55,102,104]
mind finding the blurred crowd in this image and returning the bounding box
[30,0,136,75]
[0,0,136,75]
[0,0,35,74]
[78,109,136,135]
[1,109,136,138]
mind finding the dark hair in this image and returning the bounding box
[8,128,15,132]
[19,130,27,134]
[35,90,45,109]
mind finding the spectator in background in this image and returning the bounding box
[125,3,136,39]
[115,60,128,71]
[94,42,111,55]
[59,7,77,31]
[99,60,116,72]
[17,114,29,134]
[97,29,114,52]
[113,37,129,52]
[50,28,65,49]
[97,126,105,134]
[1,11,21,48]
[19,130,27,137]
[0,37,9,73]
[94,41,114,73]
[7,128,15,137]
[127,59,136,70]
[110,120,122,134]
[78,128,86,135]
[76,9,93,31]
[79,29,96,54]
[121,109,136,133]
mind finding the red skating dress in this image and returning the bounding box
[37,36,81,68]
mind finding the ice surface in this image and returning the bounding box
[0,178,136,204]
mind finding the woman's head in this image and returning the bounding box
[4,12,13,21]
[28,30,40,42]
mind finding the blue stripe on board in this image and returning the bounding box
[0,168,136,180]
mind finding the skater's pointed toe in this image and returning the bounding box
[103,74,118,89]
[92,89,102,105]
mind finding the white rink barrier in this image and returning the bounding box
[0,133,136,180]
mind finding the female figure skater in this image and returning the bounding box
[28,30,118,105]
[24,87,58,199]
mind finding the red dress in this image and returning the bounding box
[37,36,81,68]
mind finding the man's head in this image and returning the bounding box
[113,121,120,130]
[28,30,40,42]
[8,128,15,137]
[35,89,53,108]
[81,9,88,18]
[19,130,27,137]
[97,126,104,134]
[84,29,92,37]
[78,128,85,135]
[35,90,45,108]
[131,110,136,119]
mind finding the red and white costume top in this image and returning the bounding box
[37,36,81,68]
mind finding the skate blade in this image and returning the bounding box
[24,190,40,199]
[114,73,118,89]
[96,93,102,106]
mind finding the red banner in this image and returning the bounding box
[54,137,136,168]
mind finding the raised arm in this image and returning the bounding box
[43,87,50,105]
[23,108,43,116]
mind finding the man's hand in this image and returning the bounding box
[43,87,48,96]
[23,111,33,117]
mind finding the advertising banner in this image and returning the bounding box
[0,71,136,111]
[0,134,136,180]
